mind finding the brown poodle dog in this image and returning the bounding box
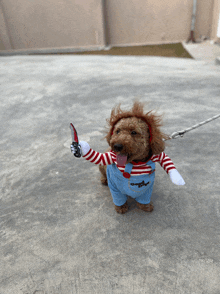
[71,100,185,214]
[99,100,169,214]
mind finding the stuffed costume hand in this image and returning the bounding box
[71,141,90,156]
[169,169,185,185]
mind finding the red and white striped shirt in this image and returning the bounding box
[83,149,176,176]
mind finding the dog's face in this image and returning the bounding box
[109,117,151,163]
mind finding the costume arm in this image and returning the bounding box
[155,152,176,174]
[80,141,114,165]
[153,152,185,185]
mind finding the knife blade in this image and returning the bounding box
[70,123,81,158]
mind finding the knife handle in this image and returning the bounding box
[72,142,81,158]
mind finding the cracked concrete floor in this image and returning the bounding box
[1,55,220,294]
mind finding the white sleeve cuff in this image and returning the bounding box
[79,141,91,156]
[169,169,185,185]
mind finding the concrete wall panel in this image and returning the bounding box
[211,0,220,40]
[0,0,219,51]
[104,0,193,45]
[0,0,105,50]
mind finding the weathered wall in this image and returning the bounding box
[104,0,219,46]
[104,0,192,45]
[0,0,105,51]
[0,0,219,51]
[211,0,220,41]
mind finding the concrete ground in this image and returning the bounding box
[1,48,220,294]
[183,40,220,64]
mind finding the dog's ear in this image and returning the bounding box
[105,103,123,146]
[145,112,169,155]
[150,135,166,155]
[105,127,113,145]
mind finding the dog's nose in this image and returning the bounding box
[113,144,123,152]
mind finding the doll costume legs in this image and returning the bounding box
[107,161,155,206]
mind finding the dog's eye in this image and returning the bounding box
[116,129,120,134]
[131,131,137,135]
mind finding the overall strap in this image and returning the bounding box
[123,163,133,179]
[146,160,155,175]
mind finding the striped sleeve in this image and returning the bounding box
[152,152,176,173]
[83,149,114,165]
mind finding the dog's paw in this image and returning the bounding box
[101,178,108,186]
[136,202,154,212]
[114,202,129,214]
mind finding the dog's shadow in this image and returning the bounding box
[127,193,159,211]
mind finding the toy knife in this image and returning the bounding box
[70,123,81,158]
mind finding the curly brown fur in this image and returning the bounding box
[105,100,169,157]
[99,162,108,185]
[136,202,154,212]
[114,201,129,214]
[99,100,169,213]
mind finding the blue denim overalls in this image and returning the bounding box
[107,160,155,206]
